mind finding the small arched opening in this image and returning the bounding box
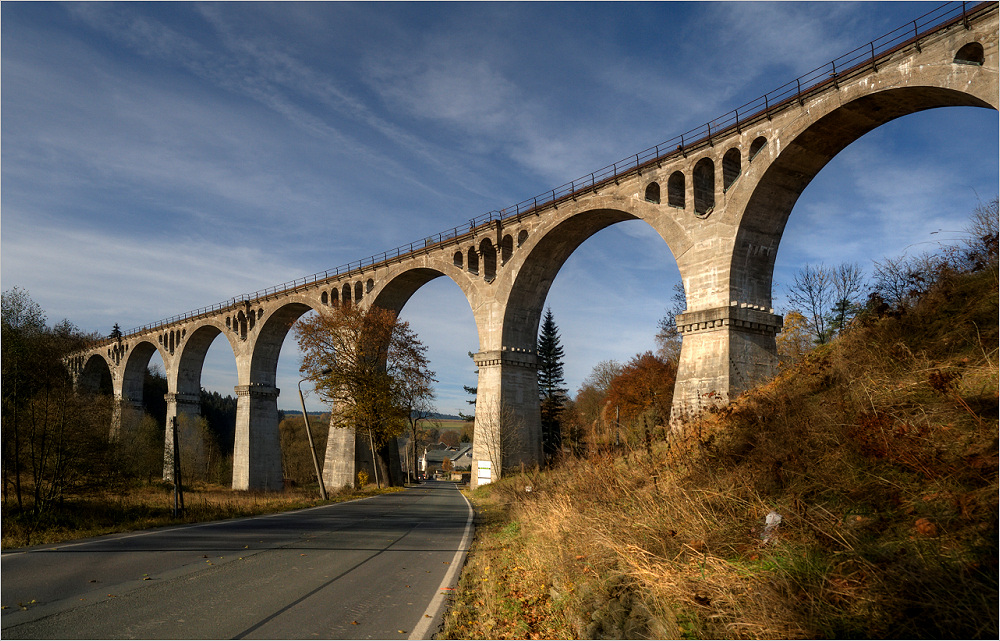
[667,171,685,208]
[749,136,767,160]
[342,283,352,306]
[517,229,528,246]
[354,281,364,301]
[722,147,741,191]
[644,181,661,203]
[237,310,248,340]
[453,250,463,268]
[480,238,497,281]
[467,247,479,274]
[321,291,328,305]
[693,158,715,215]
[331,289,339,307]
[500,234,514,263]
[954,42,984,65]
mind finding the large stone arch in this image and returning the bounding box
[732,87,997,309]
[174,321,234,397]
[468,197,689,480]
[367,262,487,359]
[369,264,478,316]
[78,353,113,395]
[249,301,316,388]
[120,340,165,408]
[502,207,640,349]
[500,196,689,350]
[161,321,235,481]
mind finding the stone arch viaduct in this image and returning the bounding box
[65,2,998,490]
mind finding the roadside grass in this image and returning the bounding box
[1,482,403,549]
[444,266,997,639]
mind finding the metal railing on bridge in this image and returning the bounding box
[115,1,990,342]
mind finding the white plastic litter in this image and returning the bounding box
[761,511,783,543]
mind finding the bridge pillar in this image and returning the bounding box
[470,349,542,489]
[323,419,356,489]
[670,304,782,426]
[232,384,283,491]
[162,392,201,482]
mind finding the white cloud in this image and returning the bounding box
[0,209,307,331]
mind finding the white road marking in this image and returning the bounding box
[408,484,474,640]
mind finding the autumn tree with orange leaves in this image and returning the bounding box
[601,351,676,447]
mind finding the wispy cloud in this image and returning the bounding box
[0,209,308,330]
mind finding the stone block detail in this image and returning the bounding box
[473,349,538,369]
[676,304,783,336]
[234,384,280,399]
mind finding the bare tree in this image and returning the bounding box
[581,359,623,396]
[962,197,998,273]
[872,255,912,309]
[873,252,943,310]
[829,262,866,334]
[786,264,832,344]
[474,399,526,483]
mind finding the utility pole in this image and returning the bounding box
[298,378,328,500]
[172,416,185,518]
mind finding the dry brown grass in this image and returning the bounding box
[444,267,997,639]
[1,481,402,549]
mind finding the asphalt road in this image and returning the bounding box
[1,480,473,639]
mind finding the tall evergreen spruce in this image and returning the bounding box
[537,308,567,460]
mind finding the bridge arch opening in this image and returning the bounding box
[190,324,240,477]
[342,283,352,305]
[749,136,767,161]
[362,265,480,481]
[503,208,684,461]
[121,340,164,410]
[734,87,997,312]
[115,341,169,448]
[384,273,479,471]
[503,207,684,352]
[238,301,326,490]
[78,354,113,395]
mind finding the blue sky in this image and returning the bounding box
[3,2,997,415]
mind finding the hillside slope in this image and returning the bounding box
[444,266,998,639]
